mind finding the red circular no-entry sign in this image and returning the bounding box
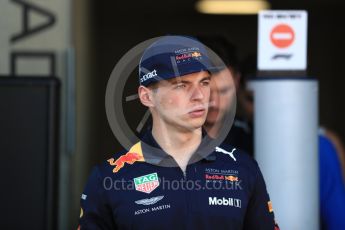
[270,24,295,48]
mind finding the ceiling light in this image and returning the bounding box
[196,0,271,15]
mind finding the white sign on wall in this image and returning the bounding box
[258,10,308,71]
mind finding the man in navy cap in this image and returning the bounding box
[78,35,277,230]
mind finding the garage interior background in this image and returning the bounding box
[74,0,345,228]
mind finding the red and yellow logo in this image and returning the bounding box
[191,51,202,58]
[268,201,274,213]
[108,142,145,173]
[225,175,239,182]
[80,208,83,218]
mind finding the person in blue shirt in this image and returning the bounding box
[319,128,345,229]
[78,35,277,230]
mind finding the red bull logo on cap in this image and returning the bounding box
[108,142,145,173]
[175,51,203,61]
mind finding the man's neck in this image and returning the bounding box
[151,123,202,173]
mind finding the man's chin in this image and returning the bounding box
[182,117,205,130]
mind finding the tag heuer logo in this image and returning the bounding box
[134,173,160,194]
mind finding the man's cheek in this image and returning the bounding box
[158,96,175,107]
[201,89,210,102]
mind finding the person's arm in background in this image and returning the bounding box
[319,129,345,230]
[324,128,345,184]
[78,166,116,230]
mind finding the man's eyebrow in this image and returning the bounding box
[170,79,184,85]
[169,75,211,85]
[201,76,211,82]
[170,79,190,85]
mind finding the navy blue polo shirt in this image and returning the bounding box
[78,131,276,230]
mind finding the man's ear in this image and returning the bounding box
[138,85,154,107]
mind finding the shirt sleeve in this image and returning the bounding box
[78,166,116,230]
[243,161,276,230]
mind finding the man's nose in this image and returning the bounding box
[190,86,204,101]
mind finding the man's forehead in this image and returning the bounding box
[168,71,211,83]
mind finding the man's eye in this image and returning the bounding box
[201,81,210,86]
[175,84,186,89]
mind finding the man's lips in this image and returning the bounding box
[188,108,206,118]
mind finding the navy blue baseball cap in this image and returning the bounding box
[139,35,215,87]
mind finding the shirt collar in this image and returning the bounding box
[140,129,217,166]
